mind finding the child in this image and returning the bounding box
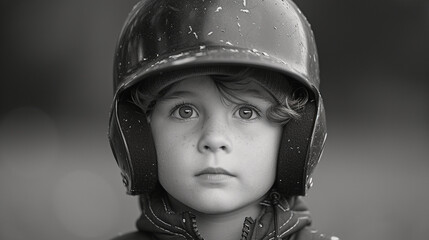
[109,0,336,239]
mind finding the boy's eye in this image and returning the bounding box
[171,105,198,119]
[235,106,260,120]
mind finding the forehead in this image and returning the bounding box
[163,75,276,103]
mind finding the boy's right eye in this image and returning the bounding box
[170,104,198,119]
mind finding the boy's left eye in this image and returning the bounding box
[234,106,260,120]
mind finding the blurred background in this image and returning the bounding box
[0,0,428,239]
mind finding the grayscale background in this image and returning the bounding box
[1,0,428,239]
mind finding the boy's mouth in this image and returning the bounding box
[195,167,235,177]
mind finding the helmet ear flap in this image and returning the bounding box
[109,98,158,195]
[276,99,317,197]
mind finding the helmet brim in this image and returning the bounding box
[115,45,319,98]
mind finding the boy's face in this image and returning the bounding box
[149,75,282,214]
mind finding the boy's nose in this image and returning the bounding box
[197,120,232,154]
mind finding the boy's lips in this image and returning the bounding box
[195,167,235,177]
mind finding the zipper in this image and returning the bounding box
[184,211,257,240]
[240,217,255,240]
[183,212,204,240]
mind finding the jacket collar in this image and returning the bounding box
[136,190,312,240]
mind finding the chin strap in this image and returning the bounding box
[270,191,282,240]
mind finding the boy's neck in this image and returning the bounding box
[167,195,263,240]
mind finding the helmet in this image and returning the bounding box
[109,0,327,197]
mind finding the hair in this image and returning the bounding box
[131,67,309,125]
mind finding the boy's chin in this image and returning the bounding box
[177,193,262,215]
[191,201,240,215]
[165,186,270,216]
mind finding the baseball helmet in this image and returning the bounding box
[109,0,327,196]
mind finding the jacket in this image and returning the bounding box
[111,191,338,240]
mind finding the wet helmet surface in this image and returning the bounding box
[109,0,327,196]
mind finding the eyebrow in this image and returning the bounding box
[159,90,198,101]
[238,88,276,104]
[159,87,275,104]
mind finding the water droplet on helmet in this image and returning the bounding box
[307,177,314,188]
[171,56,197,66]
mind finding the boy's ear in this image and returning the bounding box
[146,116,151,124]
